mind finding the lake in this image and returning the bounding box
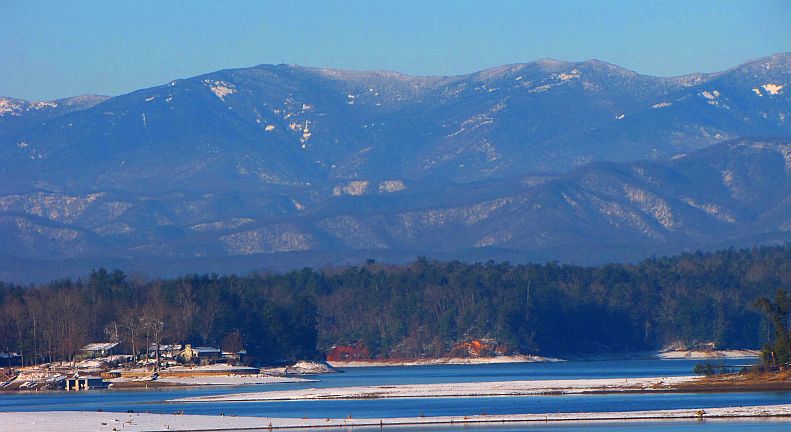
[3,358,790,431]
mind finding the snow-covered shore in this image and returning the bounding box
[145,375,315,386]
[328,354,562,367]
[174,375,695,402]
[5,404,791,431]
[106,363,316,387]
[285,360,337,374]
[653,349,760,359]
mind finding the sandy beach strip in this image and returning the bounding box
[150,375,316,386]
[106,374,316,389]
[328,354,563,367]
[173,376,696,402]
[653,349,760,360]
[4,404,791,431]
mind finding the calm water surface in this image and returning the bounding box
[3,358,789,431]
[318,420,791,432]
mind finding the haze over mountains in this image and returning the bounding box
[1,53,790,282]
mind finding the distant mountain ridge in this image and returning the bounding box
[0,94,109,144]
[0,54,789,282]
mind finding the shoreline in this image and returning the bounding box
[110,375,316,388]
[327,350,759,367]
[176,372,791,403]
[173,376,696,402]
[1,362,322,391]
[328,354,563,367]
[4,405,791,431]
[653,349,760,360]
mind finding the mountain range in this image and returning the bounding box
[1,53,789,282]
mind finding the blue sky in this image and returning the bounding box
[3,0,790,100]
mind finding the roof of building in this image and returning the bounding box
[189,346,222,354]
[81,342,119,351]
[149,344,182,351]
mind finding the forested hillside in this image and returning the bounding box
[2,245,791,365]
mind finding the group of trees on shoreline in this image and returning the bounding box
[2,245,791,366]
[0,269,318,365]
[755,289,791,366]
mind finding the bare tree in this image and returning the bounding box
[3,297,27,365]
[142,297,168,370]
[143,317,164,370]
[48,288,88,363]
[199,291,221,345]
[175,282,197,342]
[221,330,245,353]
[119,306,142,362]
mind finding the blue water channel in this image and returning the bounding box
[3,358,791,431]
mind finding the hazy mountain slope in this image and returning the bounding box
[2,54,789,192]
[0,94,108,148]
[0,55,789,282]
[1,138,789,282]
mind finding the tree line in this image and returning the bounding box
[2,245,791,365]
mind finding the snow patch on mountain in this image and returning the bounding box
[721,170,735,187]
[475,230,513,247]
[300,120,312,147]
[0,99,21,116]
[190,218,255,232]
[14,218,82,245]
[317,216,388,249]
[204,80,237,101]
[593,198,662,239]
[94,222,133,236]
[0,98,57,116]
[624,185,676,230]
[529,84,552,94]
[0,192,105,224]
[31,101,58,110]
[776,144,791,169]
[399,198,513,232]
[762,83,784,95]
[333,180,369,196]
[448,103,505,138]
[221,224,314,254]
[558,69,581,81]
[682,198,736,223]
[378,180,406,193]
[720,170,746,198]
